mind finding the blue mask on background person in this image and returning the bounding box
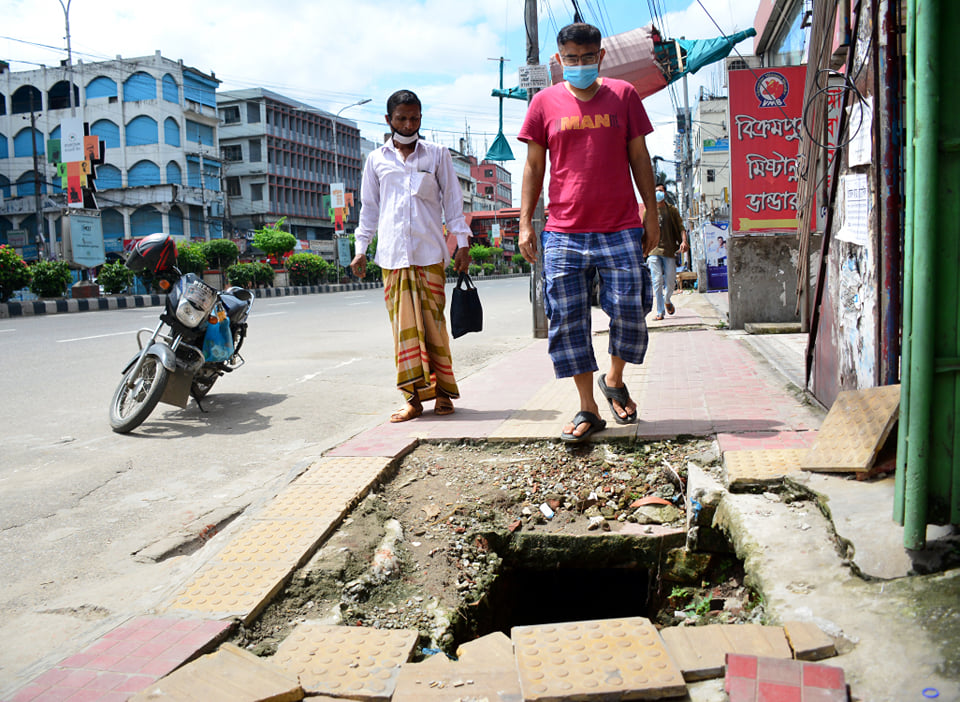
[563,65,599,90]
[656,191,666,202]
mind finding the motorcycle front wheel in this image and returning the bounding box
[109,355,169,433]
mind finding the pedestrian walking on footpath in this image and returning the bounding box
[517,22,661,443]
[351,89,472,422]
[647,183,689,320]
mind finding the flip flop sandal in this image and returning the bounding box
[654,314,665,321]
[434,396,455,416]
[666,302,675,315]
[597,373,638,425]
[390,402,423,423]
[560,410,607,444]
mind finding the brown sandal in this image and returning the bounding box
[434,395,455,416]
[390,401,423,423]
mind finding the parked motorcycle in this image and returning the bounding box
[109,233,254,433]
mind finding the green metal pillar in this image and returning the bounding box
[897,0,960,548]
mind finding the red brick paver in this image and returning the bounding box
[724,654,847,702]
[8,617,230,702]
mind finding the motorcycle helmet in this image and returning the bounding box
[126,233,177,274]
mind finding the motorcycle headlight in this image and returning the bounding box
[176,298,208,327]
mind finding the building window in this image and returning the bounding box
[222,144,242,162]
[250,183,263,201]
[484,168,494,178]
[249,139,262,162]
[707,169,716,183]
[222,106,241,124]
[226,176,241,197]
[247,102,261,123]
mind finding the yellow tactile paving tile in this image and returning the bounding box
[162,562,290,624]
[272,623,418,700]
[512,617,686,701]
[129,643,303,702]
[802,384,900,472]
[723,448,807,490]
[300,456,393,482]
[392,645,523,702]
[255,481,369,523]
[660,624,792,681]
[212,519,330,567]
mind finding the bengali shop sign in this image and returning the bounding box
[729,65,807,232]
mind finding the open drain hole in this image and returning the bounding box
[232,439,763,657]
[454,564,650,641]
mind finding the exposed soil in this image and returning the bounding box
[232,439,764,657]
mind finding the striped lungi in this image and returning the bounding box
[383,263,459,402]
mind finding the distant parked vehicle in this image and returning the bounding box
[108,234,254,433]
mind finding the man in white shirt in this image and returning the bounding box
[351,90,472,422]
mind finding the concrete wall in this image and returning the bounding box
[727,233,821,329]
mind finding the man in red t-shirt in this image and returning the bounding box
[518,22,660,444]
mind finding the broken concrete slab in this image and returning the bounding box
[392,644,523,702]
[129,643,302,702]
[783,621,837,661]
[271,623,417,700]
[660,624,792,681]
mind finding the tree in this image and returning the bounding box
[286,253,330,286]
[253,217,297,262]
[176,242,207,274]
[469,244,493,265]
[202,239,240,270]
[0,245,32,303]
[28,259,73,298]
[96,261,134,294]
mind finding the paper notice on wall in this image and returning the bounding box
[836,173,869,246]
[847,96,873,167]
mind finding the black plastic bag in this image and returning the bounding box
[450,272,483,338]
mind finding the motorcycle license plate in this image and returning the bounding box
[184,280,216,312]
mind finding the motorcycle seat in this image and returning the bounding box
[221,289,253,323]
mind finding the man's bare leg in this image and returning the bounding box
[562,372,602,437]
[602,355,636,421]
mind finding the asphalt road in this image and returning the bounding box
[0,275,537,692]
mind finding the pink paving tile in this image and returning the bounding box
[62,688,116,702]
[58,652,95,669]
[727,654,758,678]
[803,662,846,689]
[137,656,183,677]
[112,675,155,694]
[83,654,122,671]
[57,670,98,689]
[79,671,129,691]
[99,639,140,657]
[758,657,802,685]
[109,655,151,675]
[326,432,416,457]
[131,640,173,657]
[757,681,802,702]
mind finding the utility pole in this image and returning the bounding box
[682,68,693,229]
[58,0,75,115]
[331,98,371,284]
[29,92,47,259]
[526,0,548,339]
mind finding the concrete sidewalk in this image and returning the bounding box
[5,290,958,702]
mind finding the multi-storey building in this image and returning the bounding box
[470,157,512,209]
[0,52,221,257]
[218,88,364,257]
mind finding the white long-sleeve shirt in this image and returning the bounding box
[354,138,471,269]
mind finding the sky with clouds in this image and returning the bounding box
[4,0,760,199]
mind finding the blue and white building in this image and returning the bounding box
[0,52,222,257]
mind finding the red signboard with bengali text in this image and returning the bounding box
[729,65,807,232]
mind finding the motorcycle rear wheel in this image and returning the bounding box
[109,355,169,433]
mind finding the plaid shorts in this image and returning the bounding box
[541,228,653,378]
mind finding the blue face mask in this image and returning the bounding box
[563,64,599,90]
[656,191,666,203]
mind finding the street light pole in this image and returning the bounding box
[331,98,371,284]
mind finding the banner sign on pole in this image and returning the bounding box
[729,65,807,232]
